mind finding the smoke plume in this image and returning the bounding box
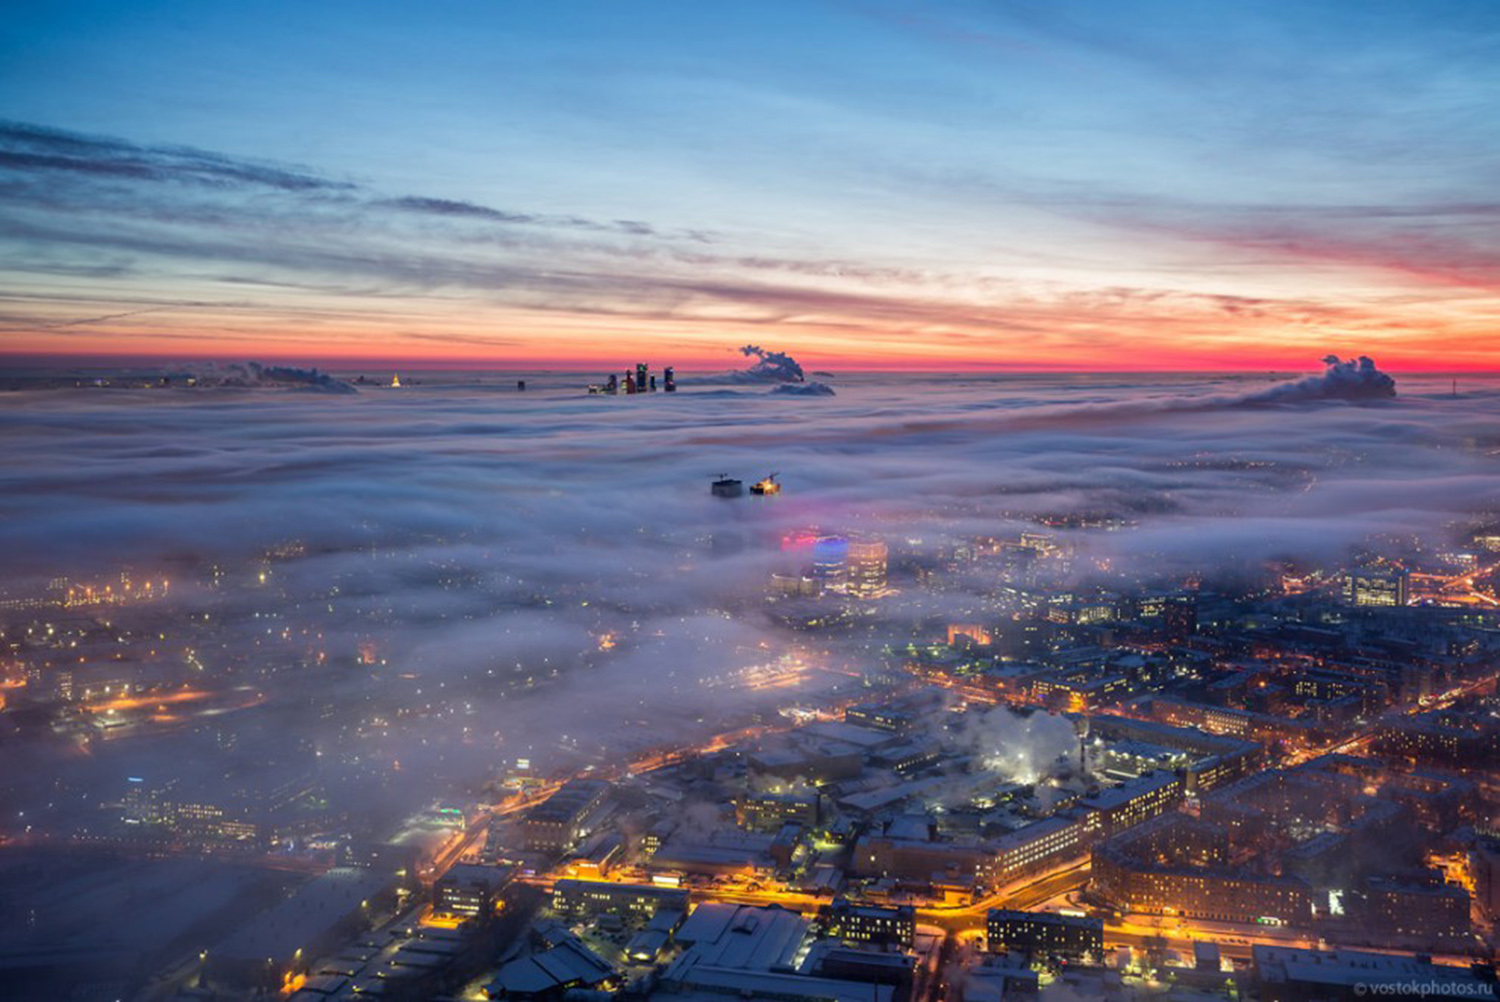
[733,344,806,383]
[953,707,1079,785]
[178,362,358,393]
[1241,355,1397,405]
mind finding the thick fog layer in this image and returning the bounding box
[9,361,1485,574]
[1,362,1497,817]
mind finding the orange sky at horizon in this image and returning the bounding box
[3,291,1496,374]
[6,221,1496,374]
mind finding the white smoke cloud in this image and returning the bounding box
[730,344,806,383]
[171,361,358,393]
[1240,355,1397,404]
[952,706,1079,785]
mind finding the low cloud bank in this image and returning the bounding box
[175,362,357,393]
[771,382,835,397]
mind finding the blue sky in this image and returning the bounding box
[2,1,1498,368]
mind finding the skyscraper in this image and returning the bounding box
[812,535,849,589]
[846,538,889,599]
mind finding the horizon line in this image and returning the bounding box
[3,352,1498,377]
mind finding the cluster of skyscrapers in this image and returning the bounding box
[770,530,891,601]
[588,363,676,394]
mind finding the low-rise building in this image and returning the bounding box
[434,863,511,919]
[827,899,914,950]
[1253,945,1495,1002]
[521,778,610,854]
[551,878,688,925]
[987,909,1103,960]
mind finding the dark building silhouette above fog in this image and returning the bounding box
[710,475,743,498]
[588,361,677,395]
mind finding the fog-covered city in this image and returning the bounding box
[4,354,1500,1001]
[6,1,1500,1000]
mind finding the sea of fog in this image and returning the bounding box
[2,363,1499,790]
[3,365,1498,583]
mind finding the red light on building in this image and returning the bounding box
[781,530,819,551]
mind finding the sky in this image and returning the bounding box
[1,0,1497,370]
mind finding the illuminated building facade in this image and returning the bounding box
[1347,875,1472,952]
[811,535,849,588]
[827,899,915,950]
[990,815,1089,885]
[1046,593,1119,625]
[122,774,176,825]
[434,863,511,918]
[769,572,821,598]
[552,879,689,924]
[1152,697,1254,738]
[522,778,611,854]
[1092,813,1314,926]
[1152,695,1318,746]
[846,538,890,599]
[1471,838,1500,921]
[1342,567,1409,607]
[1085,714,1262,794]
[736,791,819,832]
[987,909,1103,960]
[1093,841,1314,926]
[844,704,912,733]
[1077,771,1183,837]
[171,800,262,845]
[118,763,318,850]
[1371,710,1499,766]
[852,834,991,883]
[1031,671,1131,712]
[947,623,993,647]
[639,819,674,858]
[1135,590,1197,638]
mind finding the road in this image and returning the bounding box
[918,859,1092,932]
